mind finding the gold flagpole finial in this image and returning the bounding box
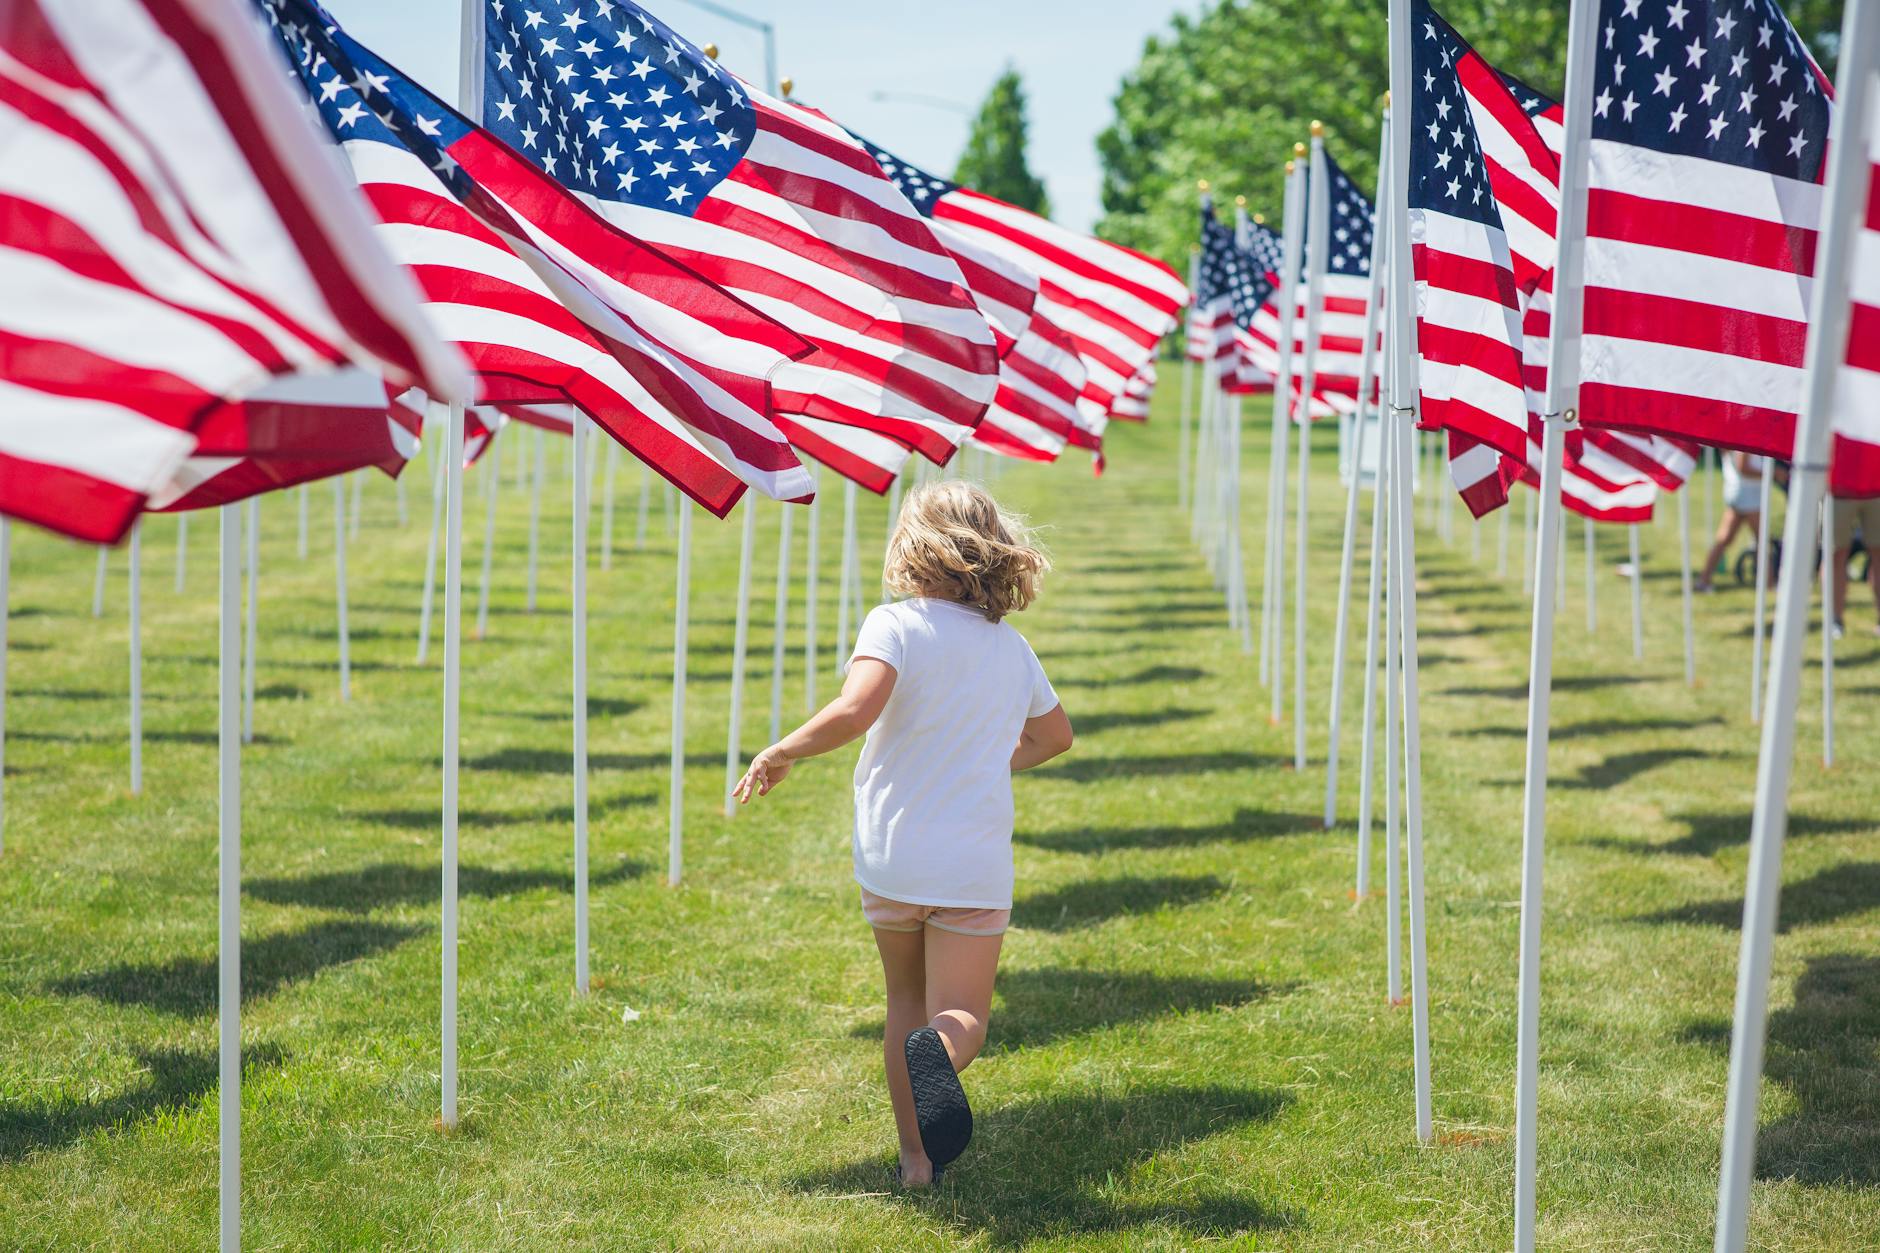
[779,75,794,98]
[1197,178,1211,193]
[702,42,719,60]
[1234,194,1247,208]
[1384,90,1392,110]
[1293,141,1307,158]
[1253,212,1266,225]
[1310,119,1324,139]
[1285,159,1296,175]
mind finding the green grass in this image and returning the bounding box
[1,390,1876,1250]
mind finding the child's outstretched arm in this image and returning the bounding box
[1011,704,1073,772]
[733,658,897,803]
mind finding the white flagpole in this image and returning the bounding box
[635,462,651,549]
[176,514,188,593]
[1231,396,1256,653]
[1268,158,1306,727]
[418,412,447,664]
[1179,249,1199,515]
[243,499,258,743]
[441,403,466,1131]
[837,480,857,666]
[129,522,142,795]
[1584,516,1597,634]
[803,470,820,711]
[1629,523,1645,660]
[1383,411,1403,1005]
[1294,126,1331,772]
[884,467,903,604]
[476,435,501,640]
[1703,446,1716,551]
[1821,496,1834,767]
[770,501,793,743]
[669,500,693,885]
[1523,487,1536,595]
[0,521,8,855]
[1680,481,1697,685]
[349,470,364,540]
[333,477,350,701]
[601,440,619,572]
[527,427,544,613]
[93,546,107,618]
[1715,8,1873,1242]
[1386,0,1434,1145]
[1751,468,1773,722]
[1510,0,1599,1236]
[297,483,308,561]
[1355,369,1389,897]
[572,410,590,993]
[216,501,241,1253]
[724,499,756,815]
[1326,121,1389,829]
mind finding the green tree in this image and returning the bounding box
[1096,0,1845,271]
[955,67,1050,215]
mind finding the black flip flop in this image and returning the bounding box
[903,1026,972,1168]
[889,1163,943,1189]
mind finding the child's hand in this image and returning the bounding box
[733,745,795,803]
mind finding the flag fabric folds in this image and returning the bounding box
[265,0,819,516]
[1111,362,1156,422]
[1407,0,1536,462]
[1832,80,1880,496]
[0,0,466,542]
[849,135,1187,416]
[1578,0,1831,459]
[478,1,1000,464]
[1292,150,1378,418]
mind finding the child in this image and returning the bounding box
[733,480,1073,1187]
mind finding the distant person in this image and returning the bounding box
[734,481,1072,1188]
[1695,451,1768,592]
[1831,493,1880,638]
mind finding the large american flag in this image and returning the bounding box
[150,372,423,512]
[265,0,817,516]
[1409,0,1533,461]
[1579,0,1831,457]
[845,127,1187,418]
[478,0,1000,464]
[1831,76,1880,495]
[0,0,465,543]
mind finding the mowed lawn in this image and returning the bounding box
[1,386,1876,1251]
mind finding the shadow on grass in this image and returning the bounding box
[1018,809,1322,855]
[1012,875,1228,932]
[792,1085,1297,1245]
[1461,715,1723,742]
[1052,665,1209,689]
[851,967,1289,1052]
[52,919,424,1016]
[502,696,643,722]
[246,856,649,913]
[1595,810,1874,858]
[0,1044,287,1163]
[1681,953,1880,1186]
[1443,674,1651,700]
[1638,862,1880,932]
[12,729,290,748]
[462,748,720,773]
[1552,748,1720,790]
[346,792,653,830]
[1072,707,1210,737]
[1029,752,1285,784]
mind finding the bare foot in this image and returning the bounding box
[896,1152,936,1189]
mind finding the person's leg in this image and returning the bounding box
[923,926,1005,1073]
[1697,510,1742,589]
[873,926,932,1184]
[1834,546,1852,625]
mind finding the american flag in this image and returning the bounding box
[265,0,819,517]
[1291,148,1377,418]
[973,320,1085,464]
[1447,424,1680,523]
[1830,78,1880,496]
[1408,0,1533,462]
[0,0,465,543]
[150,372,423,512]
[1110,361,1156,422]
[1193,199,1269,377]
[849,130,1188,416]
[478,1,1000,464]
[1578,0,1831,457]
[1231,210,1286,394]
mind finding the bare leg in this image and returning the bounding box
[924,928,1004,1074]
[1697,511,1743,590]
[873,927,932,1184]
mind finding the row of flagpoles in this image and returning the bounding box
[1180,0,1879,1247]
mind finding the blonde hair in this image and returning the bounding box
[884,480,1048,623]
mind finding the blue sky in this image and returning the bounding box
[318,0,1192,231]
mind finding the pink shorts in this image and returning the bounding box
[860,887,1009,936]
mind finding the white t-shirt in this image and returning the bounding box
[847,597,1059,909]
